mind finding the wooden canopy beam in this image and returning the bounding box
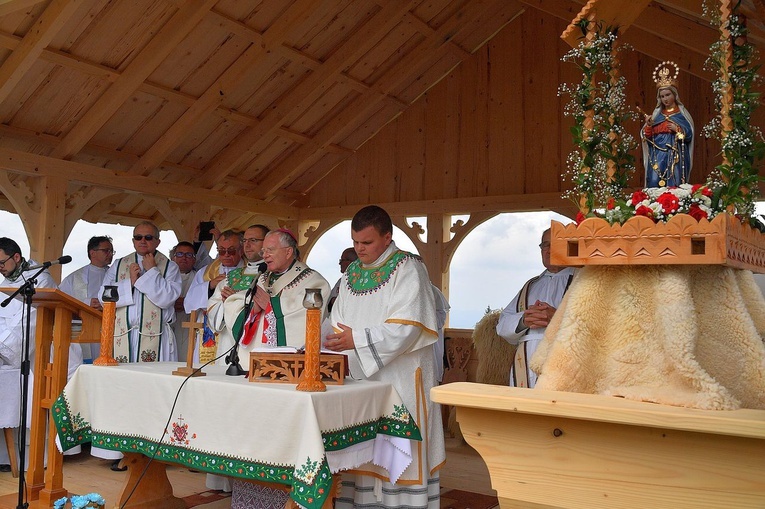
[299,191,577,222]
[197,0,421,189]
[51,0,218,160]
[0,148,298,219]
[0,0,80,104]
[520,0,715,80]
[127,0,323,177]
[254,0,505,199]
[560,0,653,47]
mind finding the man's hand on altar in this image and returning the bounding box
[523,301,556,328]
[90,298,103,311]
[325,323,354,351]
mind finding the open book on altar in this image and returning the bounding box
[251,345,349,356]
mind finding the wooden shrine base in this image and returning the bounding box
[432,383,765,509]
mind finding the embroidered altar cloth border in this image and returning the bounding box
[52,363,420,509]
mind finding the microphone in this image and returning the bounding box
[257,261,267,273]
[27,255,72,270]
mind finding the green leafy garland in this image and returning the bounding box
[702,0,765,223]
[558,21,638,216]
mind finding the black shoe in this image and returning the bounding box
[0,464,10,473]
[110,459,127,472]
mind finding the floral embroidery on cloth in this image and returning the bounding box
[166,415,197,446]
[346,251,420,295]
[262,308,277,345]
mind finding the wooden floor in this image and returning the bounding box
[0,437,496,506]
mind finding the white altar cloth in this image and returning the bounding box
[52,363,421,508]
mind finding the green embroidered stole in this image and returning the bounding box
[113,252,170,363]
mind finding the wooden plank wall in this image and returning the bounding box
[308,7,759,213]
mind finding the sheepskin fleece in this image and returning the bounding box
[471,309,515,386]
[531,265,765,410]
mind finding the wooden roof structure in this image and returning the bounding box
[0,0,762,288]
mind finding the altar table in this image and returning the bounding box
[52,363,421,509]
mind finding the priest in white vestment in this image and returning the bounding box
[0,237,83,464]
[59,235,114,361]
[496,228,575,388]
[206,225,269,367]
[185,230,245,363]
[100,221,181,362]
[224,228,331,362]
[324,205,445,509]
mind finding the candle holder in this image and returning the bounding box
[296,288,325,392]
[93,286,119,366]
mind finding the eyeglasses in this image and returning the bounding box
[0,255,13,268]
[93,248,116,255]
[217,247,239,256]
[174,252,196,259]
[243,237,264,244]
[133,235,156,241]
[259,246,289,256]
[539,242,551,249]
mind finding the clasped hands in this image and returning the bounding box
[522,300,556,329]
[129,252,158,285]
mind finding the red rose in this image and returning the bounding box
[630,190,648,206]
[635,205,654,220]
[691,184,713,197]
[576,211,586,224]
[688,203,708,221]
[656,192,680,214]
[606,197,615,210]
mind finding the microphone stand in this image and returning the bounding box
[224,343,246,376]
[1,265,47,509]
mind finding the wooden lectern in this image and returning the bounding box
[0,288,101,509]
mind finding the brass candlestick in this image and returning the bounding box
[296,288,325,392]
[93,285,119,366]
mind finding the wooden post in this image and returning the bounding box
[296,290,325,392]
[93,295,118,366]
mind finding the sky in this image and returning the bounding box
[0,208,572,329]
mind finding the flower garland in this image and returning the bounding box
[558,21,638,215]
[702,0,765,224]
[588,183,723,225]
[54,493,105,509]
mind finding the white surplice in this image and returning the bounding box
[100,253,182,362]
[331,242,445,509]
[496,267,576,387]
